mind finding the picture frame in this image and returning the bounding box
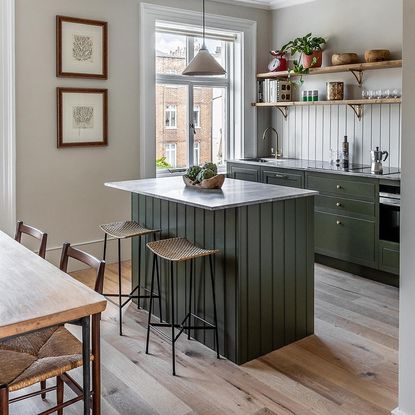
[57,87,108,148]
[56,16,108,79]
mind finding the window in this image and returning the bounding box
[165,143,177,167]
[155,25,233,171]
[165,105,177,129]
[194,142,200,165]
[193,105,201,128]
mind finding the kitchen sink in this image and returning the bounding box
[239,158,270,163]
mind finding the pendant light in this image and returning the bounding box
[182,0,226,76]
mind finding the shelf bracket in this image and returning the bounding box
[348,104,363,121]
[349,70,364,87]
[275,106,288,120]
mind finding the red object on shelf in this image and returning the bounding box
[268,50,288,72]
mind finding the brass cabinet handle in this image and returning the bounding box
[336,220,342,225]
[336,202,342,207]
[336,185,342,189]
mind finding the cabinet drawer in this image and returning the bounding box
[315,195,375,217]
[227,164,260,182]
[315,211,376,267]
[379,240,400,275]
[307,174,376,201]
[262,168,304,188]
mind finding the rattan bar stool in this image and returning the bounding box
[145,237,220,376]
[100,220,162,335]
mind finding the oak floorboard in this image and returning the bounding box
[9,263,398,415]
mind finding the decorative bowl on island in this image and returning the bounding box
[183,162,225,189]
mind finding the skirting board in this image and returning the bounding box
[44,237,131,272]
[392,408,406,415]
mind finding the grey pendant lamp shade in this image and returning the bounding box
[182,0,226,76]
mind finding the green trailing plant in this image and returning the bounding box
[281,33,327,85]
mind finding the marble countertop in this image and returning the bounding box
[106,177,317,211]
[228,159,401,181]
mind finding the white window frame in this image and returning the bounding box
[165,143,177,167]
[194,141,200,165]
[0,0,16,236]
[164,104,177,129]
[140,3,257,178]
[193,105,201,128]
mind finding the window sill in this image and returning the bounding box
[156,165,226,178]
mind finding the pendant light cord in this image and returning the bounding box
[202,0,206,49]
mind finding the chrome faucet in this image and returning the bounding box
[262,127,282,159]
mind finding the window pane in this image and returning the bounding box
[193,86,226,167]
[156,32,187,75]
[156,84,188,169]
[194,37,226,73]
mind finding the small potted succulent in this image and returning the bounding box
[281,33,327,83]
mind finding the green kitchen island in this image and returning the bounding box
[106,176,317,364]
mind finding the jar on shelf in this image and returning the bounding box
[327,82,344,101]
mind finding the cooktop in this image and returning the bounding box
[306,161,400,175]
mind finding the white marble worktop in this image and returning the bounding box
[106,176,317,211]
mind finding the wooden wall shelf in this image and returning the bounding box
[256,60,402,81]
[252,98,402,121]
[252,98,401,107]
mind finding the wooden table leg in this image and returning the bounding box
[92,313,101,415]
[0,384,9,415]
[82,316,91,415]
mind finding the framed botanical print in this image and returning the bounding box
[57,88,108,148]
[56,16,108,79]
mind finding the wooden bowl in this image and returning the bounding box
[332,53,359,66]
[183,174,225,189]
[364,49,391,63]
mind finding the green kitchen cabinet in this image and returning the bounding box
[227,163,260,182]
[261,168,305,188]
[315,211,377,268]
[307,172,378,268]
[379,240,400,274]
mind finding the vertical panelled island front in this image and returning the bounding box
[106,177,317,364]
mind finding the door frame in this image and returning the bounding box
[0,0,16,236]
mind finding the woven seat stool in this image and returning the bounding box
[100,220,162,335]
[145,237,220,376]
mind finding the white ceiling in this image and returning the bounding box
[213,0,317,10]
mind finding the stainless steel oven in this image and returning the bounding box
[379,185,400,243]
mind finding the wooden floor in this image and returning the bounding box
[10,262,398,415]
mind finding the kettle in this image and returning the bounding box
[370,147,389,174]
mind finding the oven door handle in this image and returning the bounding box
[380,198,401,208]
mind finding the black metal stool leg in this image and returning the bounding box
[103,233,108,261]
[155,256,163,322]
[188,259,193,340]
[146,254,157,354]
[118,238,123,336]
[209,255,220,359]
[170,261,176,376]
[137,236,142,309]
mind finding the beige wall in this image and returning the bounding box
[15,0,271,264]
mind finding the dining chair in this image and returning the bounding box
[15,220,48,259]
[0,243,105,415]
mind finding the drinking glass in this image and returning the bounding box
[392,88,401,98]
[382,89,391,99]
[375,89,383,99]
[361,89,368,99]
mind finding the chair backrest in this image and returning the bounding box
[59,242,105,294]
[15,221,48,259]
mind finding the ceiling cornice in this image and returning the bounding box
[269,0,316,10]
[212,0,317,10]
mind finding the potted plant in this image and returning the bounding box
[281,33,327,83]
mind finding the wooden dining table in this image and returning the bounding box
[0,231,107,414]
